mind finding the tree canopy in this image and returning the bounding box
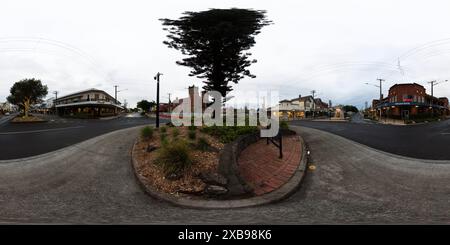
[342,105,359,113]
[160,8,272,97]
[137,100,156,112]
[7,78,48,117]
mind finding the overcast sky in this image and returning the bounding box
[1,0,450,108]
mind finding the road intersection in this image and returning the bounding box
[0,124,448,224]
[291,117,450,160]
[0,114,449,223]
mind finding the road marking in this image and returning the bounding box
[0,126,85,135]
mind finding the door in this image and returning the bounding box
[402,110,410,120]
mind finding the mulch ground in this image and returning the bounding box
[133,127,224,196]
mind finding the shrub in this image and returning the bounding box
[196,137,210,151]
[280,120,289,130]
[172,127,180,137]
[188,125,197,131]
[155,140,192,175]
[141,126,154,139]
[160,126,167,133]
[201,125,258,143]
[188,130,196,140]
[160,133,168,146]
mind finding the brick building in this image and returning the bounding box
[372,83,449,120]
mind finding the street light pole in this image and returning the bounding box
[154,72,163,128]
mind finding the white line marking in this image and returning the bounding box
[0,126,84,135]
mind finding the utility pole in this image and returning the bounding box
[311,90,316,118]
[114,85,119,115]
[53,91,58,115]
[428,79,448,117]
[114,85,119,105]
[365,79,384,121]
[154,72,163,128]
[168,93,172,114]
[377,79,385,122]
[376,79,384,101]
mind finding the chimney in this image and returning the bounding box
[188,85,199,99]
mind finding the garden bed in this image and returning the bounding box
[133,126,226,197]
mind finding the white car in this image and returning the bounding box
[5,112,10,115]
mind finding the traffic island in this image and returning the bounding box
[131,125,308,209]
[11,115,47,123]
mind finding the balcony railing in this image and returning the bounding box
[55,98,120,106]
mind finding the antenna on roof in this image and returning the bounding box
[397,58,405,76]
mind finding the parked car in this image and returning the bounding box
[5,112,10,115]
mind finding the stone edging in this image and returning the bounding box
[131,132,309,209]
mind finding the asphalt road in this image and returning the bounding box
[1,125,448,224]
[0,113,162,160]
[291,115,450,160]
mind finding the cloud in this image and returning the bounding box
[1,0,450,108]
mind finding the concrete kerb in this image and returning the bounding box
[131,129,309,209]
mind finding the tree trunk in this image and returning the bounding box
[24,98,30,118]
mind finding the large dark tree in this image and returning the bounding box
[7,78,48,118]
[160,8,272,97]
[343,105,359,113]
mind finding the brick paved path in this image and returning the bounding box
[238,136,302,196]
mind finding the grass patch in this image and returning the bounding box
[155,140,192,175]
[188,130,196,140]
[172,127,180,137]
[280,120,289,130]
[160,133,168,146]
[141,126,154,139]
[196,137,210,151]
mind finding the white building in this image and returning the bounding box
[0,102,17,113]
[55,88,123,118]
[270,95,315,120]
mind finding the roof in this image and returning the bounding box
[390,83,425,89]
[279,99,291,103]
[290,95,314,102]
[56,88,115,101]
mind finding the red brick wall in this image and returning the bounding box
[388,83,426,102]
